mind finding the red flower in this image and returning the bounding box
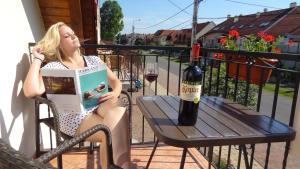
[228,29,239,39]
[288,39,294,47]
[272,47,281,53]
[219,37,227,45]
[263,35,275,42]
[257,31,266,38]
[213,53,223,59]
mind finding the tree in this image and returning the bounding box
[100,0,124,41]
[134,37,145,46]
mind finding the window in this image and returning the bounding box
[259,22,270,27]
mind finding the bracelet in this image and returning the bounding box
[33,57,44,62]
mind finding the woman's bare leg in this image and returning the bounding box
[102,106,130,169]
[76,113,109,169]
[76,99,130,169]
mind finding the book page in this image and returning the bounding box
[78,64,108,111]
[41,69,82,114]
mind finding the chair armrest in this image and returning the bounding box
[36,124,122,169]
[0,139,54,169]
[34,96,63,144]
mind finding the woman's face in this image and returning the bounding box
[59,25,80,54]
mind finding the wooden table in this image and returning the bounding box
[136,96,296,169]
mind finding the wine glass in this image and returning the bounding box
[144,62,159,96]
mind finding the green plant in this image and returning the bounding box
[220,30,284,53]
[203,64,258,107]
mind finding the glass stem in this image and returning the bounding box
[149,82,151,96]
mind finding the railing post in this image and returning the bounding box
[290,78,300,159]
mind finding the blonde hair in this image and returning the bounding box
[34,22,80,62]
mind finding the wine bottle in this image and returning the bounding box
[178,43,202,126]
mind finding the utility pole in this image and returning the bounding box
[191,0,200,46]
[132,19,141,45]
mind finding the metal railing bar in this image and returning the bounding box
[256,69,265,112]
[208,60,213,95]
[155,56,158,95]
[282,141,291,169]
[216,61,221,96]
[143,55,146,96]
[250,144,255,168]
[130,54,133,97]
[167,50,171,95]
[201,53,208,96]
[226,145,232,169]
[244,62,251,106]
[178,54,182,96]
[233,64,240,102]
[271,71,281,119]
[217,146,222,169]
[289,75,300,126]
[264,143,271,169]
[237,145,242,169]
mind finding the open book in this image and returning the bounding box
[41,64,108,114]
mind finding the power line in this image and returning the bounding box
[136,2,194,29]
[167,0,192,16]
[168,19,191,29]
[181,23,192,29]
[224,0,281,10]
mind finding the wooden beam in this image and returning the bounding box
[40,7,70,17]
[68,0,84,40]
[38,0,69,8]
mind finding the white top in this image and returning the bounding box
[42,55,102,136]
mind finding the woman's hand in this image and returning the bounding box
[98,91,118,104]
[32,47,45,61]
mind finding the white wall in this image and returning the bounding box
[0,0,44,156]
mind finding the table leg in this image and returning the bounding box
[241,145,251,169]
[145,139,159,169]
[179,148,187,169]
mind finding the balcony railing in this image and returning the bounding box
[31,42,300,169]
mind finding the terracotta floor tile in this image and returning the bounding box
[49,144,207,169]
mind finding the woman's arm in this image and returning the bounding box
[98,59,122,102]
[23,48,46,98]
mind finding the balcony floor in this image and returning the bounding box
[49,143,210,169]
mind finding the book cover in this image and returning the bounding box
[41,64,108,114]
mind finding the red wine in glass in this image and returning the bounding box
[144,63,159,96]
[145,73,158,82]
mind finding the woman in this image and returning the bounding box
[23,22,130,169]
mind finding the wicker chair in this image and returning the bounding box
[0,124,122,169]
[28,43,132,169]
[34,90,131,169]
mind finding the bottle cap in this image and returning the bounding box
[191,43,200,59]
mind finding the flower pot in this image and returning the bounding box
[225,55,277,85]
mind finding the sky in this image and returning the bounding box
[100,0,299,34]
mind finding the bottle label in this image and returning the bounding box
[180,81,201,103]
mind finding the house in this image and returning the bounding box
[204,2,300,51]
[153,29,178,46]
[0,0,99,157]
[153,22,215,46]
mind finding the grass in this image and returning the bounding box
[263,83,294,99]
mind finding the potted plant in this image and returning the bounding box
[219,30,284,85]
